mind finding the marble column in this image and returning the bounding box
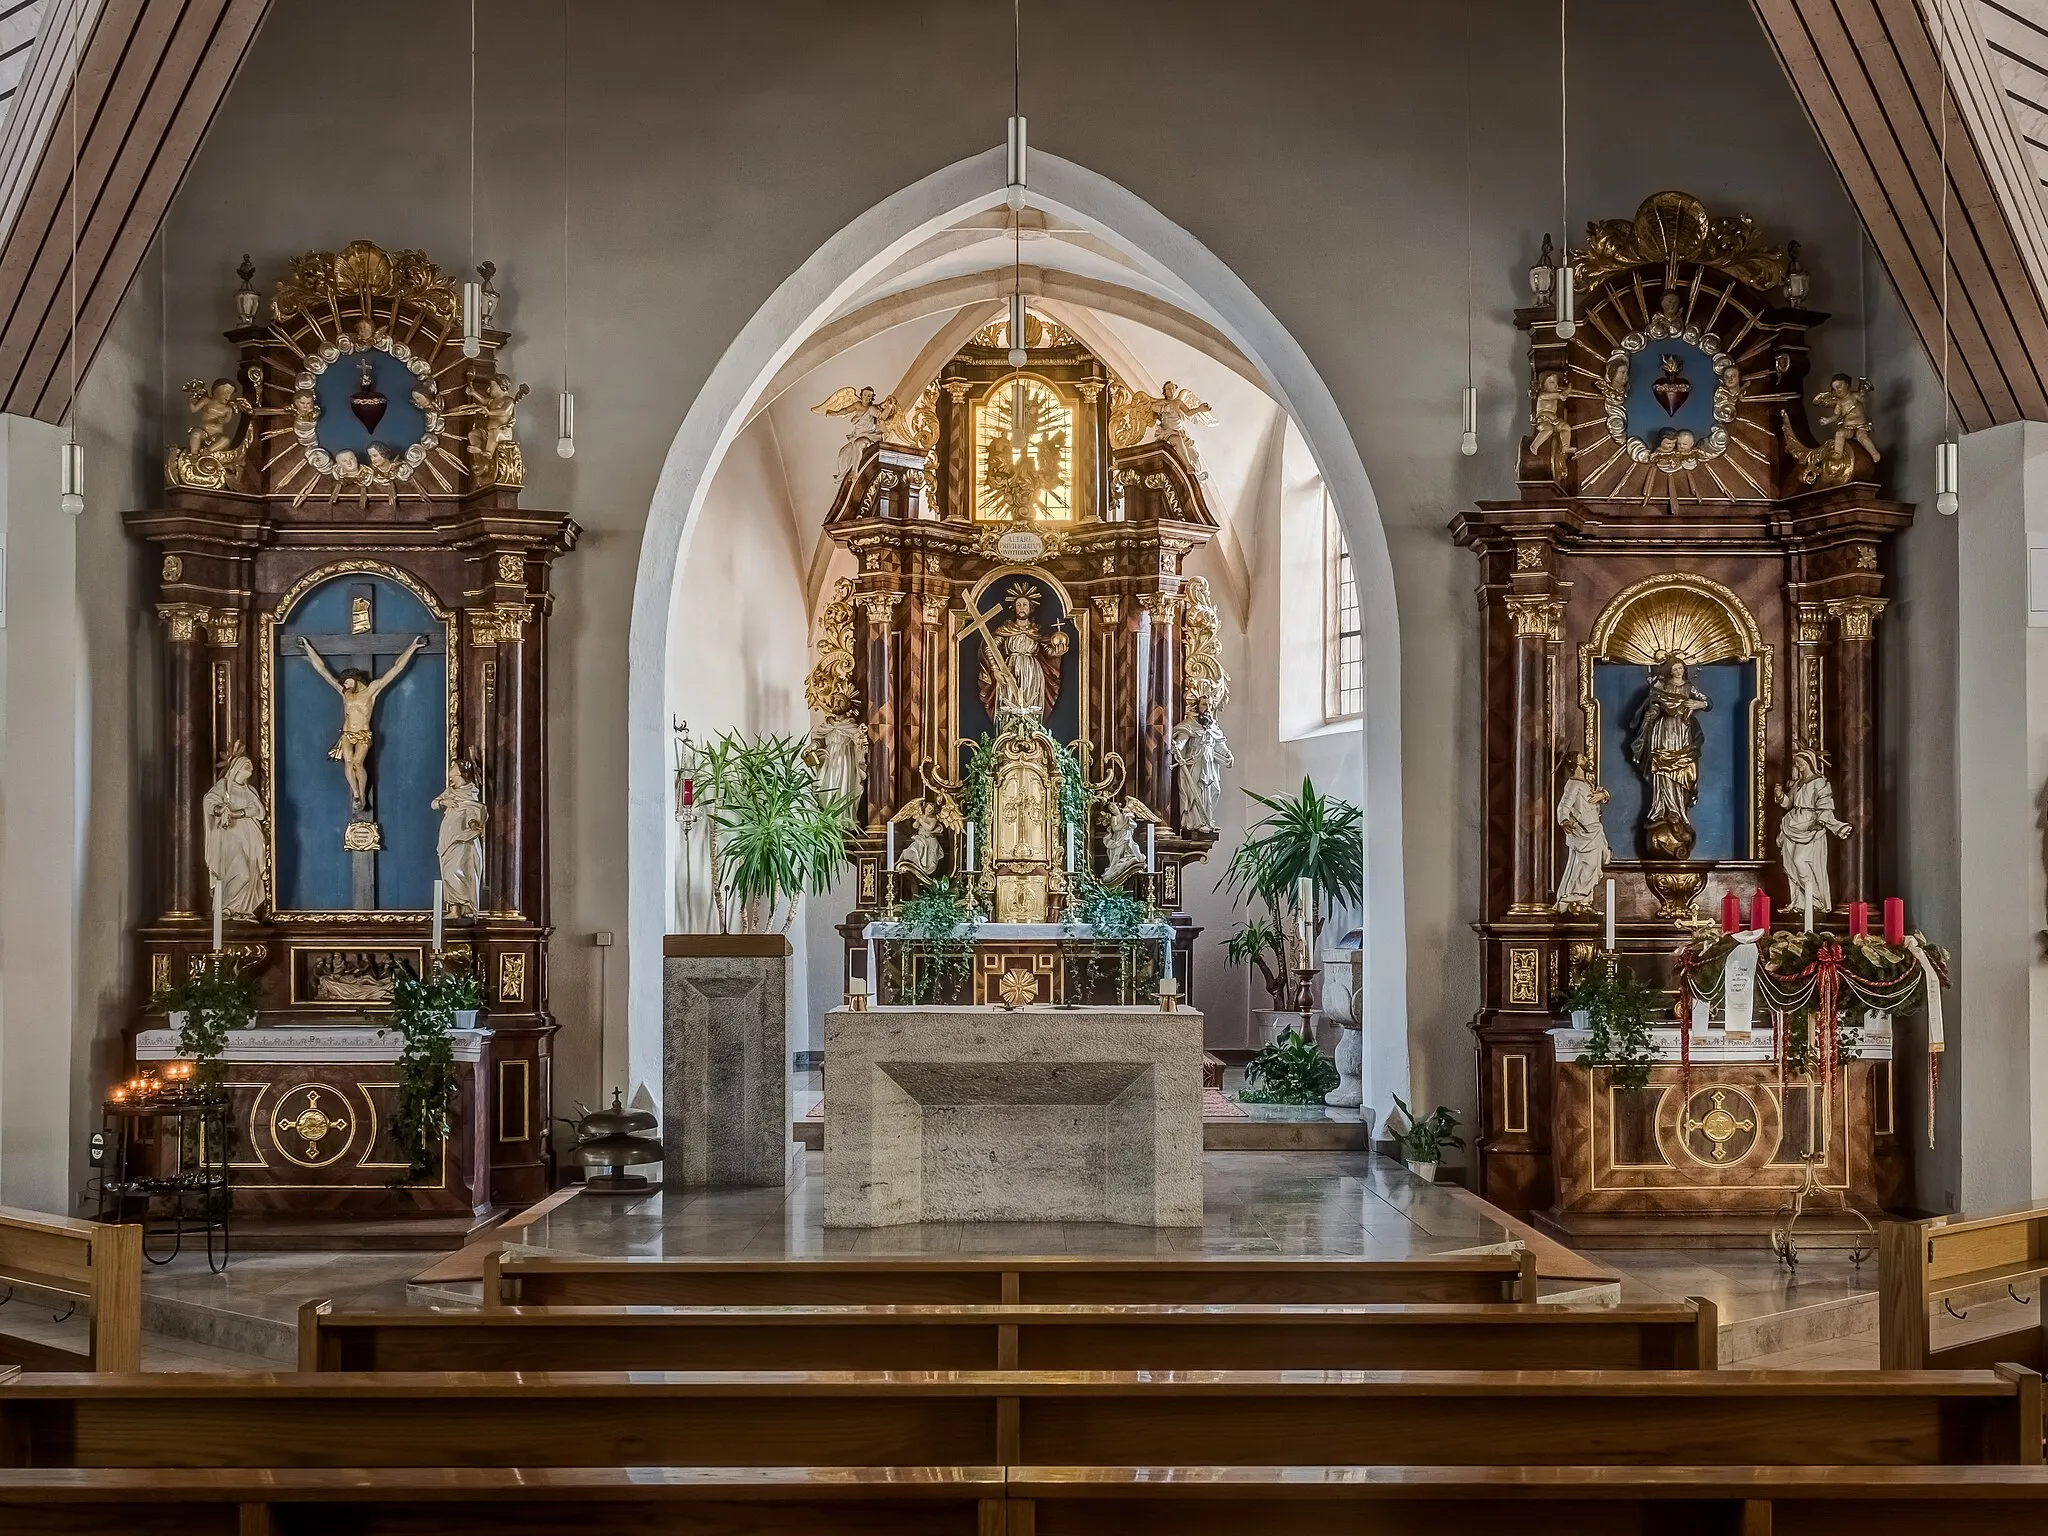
[1502,594,1564,910]
[1824,595,1883,905]
[158,603,212,918]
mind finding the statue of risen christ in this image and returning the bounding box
[298,633,427,814]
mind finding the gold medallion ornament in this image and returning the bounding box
[1680,1087,1758,1164]
[998,968,1040,1008]
[273,1085,354,1167]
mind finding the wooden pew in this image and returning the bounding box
[0,1209,140,1374]
[301,1296,1719,1373]
[6,1465,2048,1535]
[1882,1206,2048,1371]
[486,1249,1544,1307]
[0,1367,2035,1468]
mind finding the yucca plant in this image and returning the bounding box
[1220,777,1364,1007]
[699,731,851,933]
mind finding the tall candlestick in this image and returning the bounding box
[1146,823,1157,873]
[1848,901,1869,938]
[1750,891,1771,933]
[211,881,223,954]
[1603,879,1615,951]
[1803,892,1814,934]
[432,880,445,952]
[1883,897,1905,946]
[1720,892,1740,933]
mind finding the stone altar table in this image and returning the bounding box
[823,1005,1203,1227]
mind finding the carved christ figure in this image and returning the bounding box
[978,585,1069,723]
[299,633,428,814]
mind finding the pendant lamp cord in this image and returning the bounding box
[1558,0,1568,258]
[1465,12,1474,388]
[1013,0,1022,308]
[562,0,570,393]
[468,0,477,270]
[1936,1,1952,437]
[67,2,79,438]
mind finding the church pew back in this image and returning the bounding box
[301,1297,1717,1373]
[487,1250,1543,1307]
[6,1465,2048,1536]
[0,1208,140,1373]
[0,1367,2034,1469]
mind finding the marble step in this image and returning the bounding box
[140,1290,298,1365]
[1718,1289,1875,1363]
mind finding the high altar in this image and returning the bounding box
[123,243,575,1230]
[803,313,1231,1004]
[1454,194,1913,1244]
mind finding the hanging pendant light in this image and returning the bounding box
[1554,264,1576,340]
[60,438,84,516]
[1935,439,1959,516]
[1460,386,1479,457]
[1008,290,1028,369]
[461,280,483,358]
[556,391,577,460]
[1006,115,1028,211]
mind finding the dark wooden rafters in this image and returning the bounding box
[0,0,267,423]
[1752,0,2048,431]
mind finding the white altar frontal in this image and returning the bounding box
[822,1004,1204,1227]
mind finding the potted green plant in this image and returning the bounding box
[1565,957,1659,1090]
[1236,1026,1339,1121]
[155,956,259,1095]
[1389,1093,1464,1182]
[1220,777,1363,1040]
[700,730,853,933]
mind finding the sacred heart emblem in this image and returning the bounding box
[349,354,387,432]
[1651,354,1691,416]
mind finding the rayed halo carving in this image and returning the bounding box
[252,241,476,509]
[1597,288,1739,475]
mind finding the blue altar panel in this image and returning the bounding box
[275,574,445,911]
[1623,337,1720,448]
[954,571,1081,765]
[313,349,428,461]
[1594,658,1753,862]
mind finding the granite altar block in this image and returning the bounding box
[662,935,793,1190]
[823,1004,1203,1227]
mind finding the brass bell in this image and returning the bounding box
[570,1089,662,1193]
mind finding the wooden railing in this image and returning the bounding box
[301,1297,1717,1372]
[0,1208,140,1373]
[0,1367,2035,1467]
[4,1464,2048,1534]
[1881,1205,2048,1371]
[485,1250,1544,1307]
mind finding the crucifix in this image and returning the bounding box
[284,582,439,909]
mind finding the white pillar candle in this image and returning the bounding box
[1604,879,1616,951]
[211,881,223,954]
[966,822,975,872]
[1162,929,1173,980]
[1065,821,1075,872]
[432,880,445,952]
[885,821,895,870]
[1146,822,1156,873]
[1804,892,1814,933]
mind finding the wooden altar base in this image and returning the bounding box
[1533,1208,1879,1252]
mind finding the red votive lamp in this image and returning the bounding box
[1720,892,1741,932]
[1883,897,1905,946]
[1750,891,1771,933]
[1848,902,1869,938]
[681,777,694,807]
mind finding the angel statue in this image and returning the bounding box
[803,712,867,824]
[1169,689,1233,833]
[1100,798,1162,888]
[1553,752,1610,913]
[1776,744,1851,916]
[978,582,1070,723]
[456,375,530,486]
[813,385,898,480]
[166,377,253,490]
[1110,381,1213,480]
[1782,373,1879,489]
[1528,371,1571,480]
[202,746,268,919]
[891,794,963,883]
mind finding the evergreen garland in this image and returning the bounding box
[1565,958,1660,1091]
[154,958,258,1097]
[386,962,482,1182]
[894,878,980,1003]
[961,720,1091,852]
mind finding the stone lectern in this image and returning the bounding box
[823,1005,1203,1227]
[663,935,792,1188]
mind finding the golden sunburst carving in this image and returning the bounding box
[1592,575,1758,667]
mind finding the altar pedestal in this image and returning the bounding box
[1535,1023,1907,1248]
[132,1025,491,1225]
[662,935,792,1190]
[823,1005,1203,1227]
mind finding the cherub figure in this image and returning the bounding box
[1109,382,1214,479]
[1813,373,1880,464]
[461,375,530,473]
[890,794,964,883]
[812,385,898,480]
[1529,371,1571,478]
[1098,797,1163,888]
[184,378,250,457]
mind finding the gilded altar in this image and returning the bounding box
[1454,193,1915,1229]
[810,313,1224,1005]
[123,242,576,1221]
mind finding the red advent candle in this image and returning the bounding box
[1883,897,1905,946]
[681,777,694,807]
[1720,892,1741,933]
[1750,891,1771,933]
[1848,902,1869,938]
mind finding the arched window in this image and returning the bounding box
[1324,489,1363,720]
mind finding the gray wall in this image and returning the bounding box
[54,0,1945,1170]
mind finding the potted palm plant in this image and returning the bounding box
[666,730,852,1190]
[1390,1094,1464,1182]
[1220,777,1363,1046]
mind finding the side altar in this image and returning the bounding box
[797,313,1233,1005]
[1454,193,1920,1241]
[123,243,576,1226]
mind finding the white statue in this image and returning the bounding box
[812,385,897,480]
[1113,382,1213,480]
[1169,695,1233,833]
[890,795,960,882]
[1776,745,1851,915]
[431,761,486,916]
[804,713,867,823]
[298,633,428,814]
[1553,752,1611,913]
[1100,798,1151,888]
[203,749,268,918]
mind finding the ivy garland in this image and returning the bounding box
[893,878,980,1003]
[1062,874,1158,1001]
[386,962,484,1183]
[1564,958,1660,1091]
[155,958,258,1097]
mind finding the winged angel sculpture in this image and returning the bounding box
[813,385,899,480]
[1109,381,1214,480]
[891,793,966,883]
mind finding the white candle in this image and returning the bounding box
[211,881,223,954]
[1065,821,1075,872]
[432,880,445,952]
[1146,823,1156,873]
[1604,879,1616,951]
[885,821,896,870]
[1161,929,1173,980]
[1804,892,1814,933]
[966,822,976,872]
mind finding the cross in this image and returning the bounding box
[281,582,445,910]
